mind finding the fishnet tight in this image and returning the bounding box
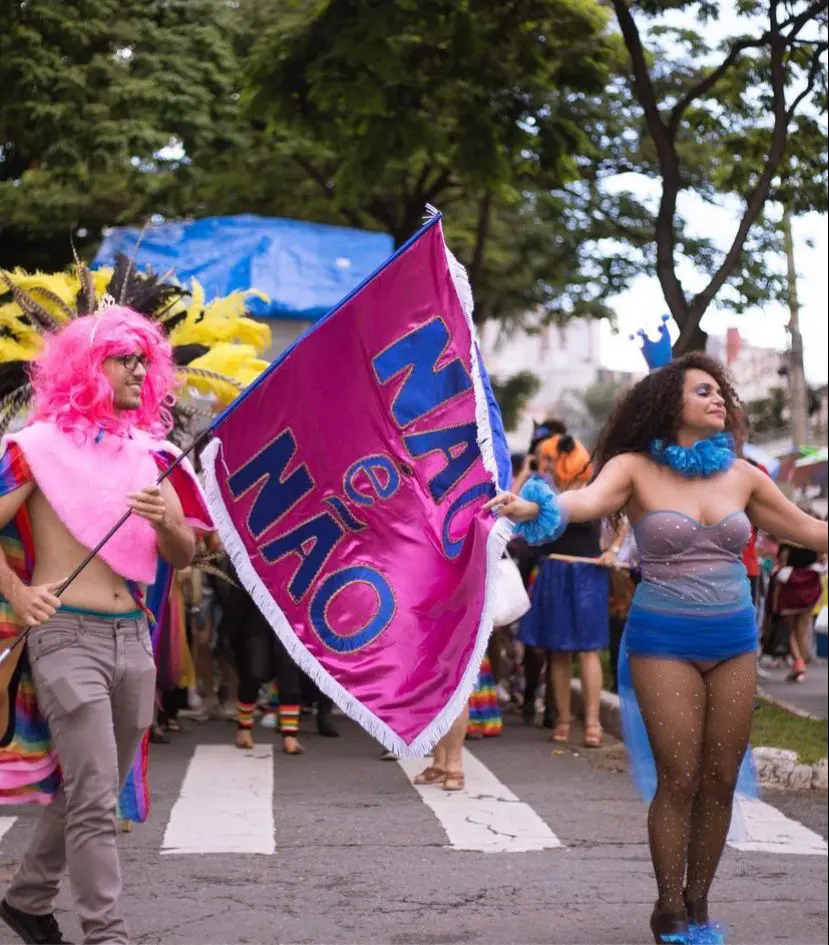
[630,652,757,912]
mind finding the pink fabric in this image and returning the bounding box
[0,793,53,807]
[0,755,58,788]
[205,220,502,752]
[155,455,213,533]
[6,422,211,583]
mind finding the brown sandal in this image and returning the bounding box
[583,724,603,748]
[413,765,446,785]
[551,720,571,744]
[442,771,465,792]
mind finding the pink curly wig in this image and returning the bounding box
[29,306,177,438]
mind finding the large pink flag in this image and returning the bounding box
[202,214,511,756]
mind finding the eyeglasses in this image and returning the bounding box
[113,354,149,372]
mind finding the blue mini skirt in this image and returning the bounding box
[518,559,609,652]
[619,594,759,805]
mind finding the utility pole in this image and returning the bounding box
[782,209,809,450]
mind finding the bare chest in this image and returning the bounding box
[627,461,751,526]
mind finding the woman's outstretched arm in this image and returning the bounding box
[485,454,635,535]
[745,461,828,554]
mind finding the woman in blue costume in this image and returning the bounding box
[486,353,828,945]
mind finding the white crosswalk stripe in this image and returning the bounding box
[0,816,16,844]
[728,796,828,856]
[1,743,826,859]
[397,746,564,853]
[161,744,275,855]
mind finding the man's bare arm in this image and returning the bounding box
[0,481,62,625]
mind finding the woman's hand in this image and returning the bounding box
[597,549,619,569]
[484,492,540,523]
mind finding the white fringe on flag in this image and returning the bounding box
[201,214,512,758]
[428,213,513,751]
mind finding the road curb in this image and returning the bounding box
[756,685,824,720]
[570,679,828,791]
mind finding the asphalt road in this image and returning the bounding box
[1,714,826,945]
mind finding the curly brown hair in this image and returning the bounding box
[593,353,747,481]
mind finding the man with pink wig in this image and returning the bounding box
[0,306,211,945]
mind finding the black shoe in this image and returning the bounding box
[316,711,340,738]
[0,899,72,944]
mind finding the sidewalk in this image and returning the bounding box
[758,658,829,719]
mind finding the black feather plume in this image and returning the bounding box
[106,253,183,318]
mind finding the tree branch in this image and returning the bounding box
[613,0,690,324]
[422,167,453,208]
[291,154,365,230]
[669,37,766,134]
[786,41,827,119]
[366,196,401,237]
[561,185,652,244]
[677,28,791,353]
[779,0,828,41]
[468,190,492,302]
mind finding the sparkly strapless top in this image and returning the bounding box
[632,511,753,612]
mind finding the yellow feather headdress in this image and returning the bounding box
[0,253,272,436]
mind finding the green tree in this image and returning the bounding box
[746,380,825,436]
[246,0,616,242]
[746,386,789,435]
[243,0,650,329]
[607,0,828,352]
[0,0,242,269]
[490,370,542,433]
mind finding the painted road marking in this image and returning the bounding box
[161,744,275,855]
[397,747,563,853]
[729,797,827,856]
[0,817,16,845]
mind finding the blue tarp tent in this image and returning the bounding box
[93,214,395,321]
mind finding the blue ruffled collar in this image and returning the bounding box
[649,433,735,479]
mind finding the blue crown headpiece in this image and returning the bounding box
[630,314,674,372]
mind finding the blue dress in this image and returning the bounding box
[518,520,610,652]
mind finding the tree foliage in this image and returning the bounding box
[746,375,824,433]
[2,0,826,363]
[746,385,790,434]
[243,0,649,327]
[0,0,242,268]
[490,370,542,433]
[607,0,828,352]
[246,0,616,241]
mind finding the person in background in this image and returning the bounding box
[771,509,827,682]
[742,458,769,614]
[466,651,503,739]
[511,420,567,727]
[517,433,610,748]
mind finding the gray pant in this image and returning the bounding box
[6,610,156,944]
